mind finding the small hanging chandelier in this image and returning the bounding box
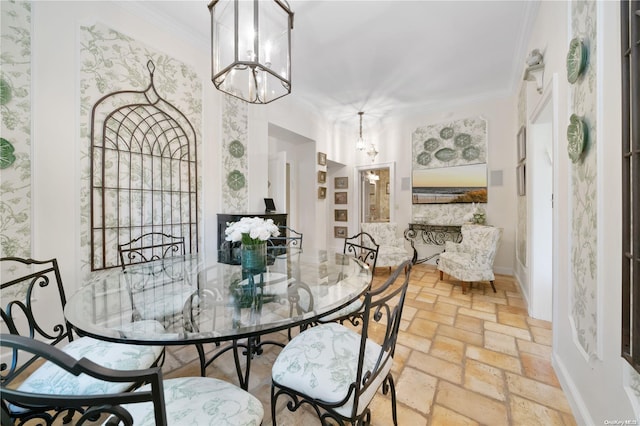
[208,0,294,104]
[366,143,378,162]
[366,170,380,183]
[356,112,366,151]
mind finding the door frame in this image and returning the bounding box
[354,162,395,226]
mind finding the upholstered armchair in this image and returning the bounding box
[361,222,411,272]
[437,224,502,294]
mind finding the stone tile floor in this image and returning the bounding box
[163,263,577,425]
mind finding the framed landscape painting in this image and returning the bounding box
[412,163,487,204]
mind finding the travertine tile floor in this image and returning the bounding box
[163,263,577,425]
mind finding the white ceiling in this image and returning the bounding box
[143,0,539,124]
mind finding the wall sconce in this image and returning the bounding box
[523,49,544,94]
[209,0,294,104]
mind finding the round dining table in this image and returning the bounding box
[64,247,371,389]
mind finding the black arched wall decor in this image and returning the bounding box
[90,61,198,270]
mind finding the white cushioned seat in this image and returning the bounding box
[118,376,264,425]
[272,322,392,417]
[14,336,163,409]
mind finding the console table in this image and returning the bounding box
[404,223,463,264]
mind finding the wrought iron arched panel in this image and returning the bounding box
[90,61,198,270]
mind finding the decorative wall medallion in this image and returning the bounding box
[0,138,16,169]
[454,133,472,147]
[567,114,587,163]
[417,151,431,166]
[462,145,480,161]
[434,147,457,162]
[228,140,244,158]
[566,37,588,84]
[423,138,439,151]
[227,170,246,190]
[439,127,454,139]
[0,78,11,105]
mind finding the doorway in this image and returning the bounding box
[527,76,557,321]
[355,162,395,225]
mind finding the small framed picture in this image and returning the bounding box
[335,192,347,204]
[318,171,326,184]
[334,209,348,222]
[517,126,526,162]
[335,177,348,189]
[334,226,348,238]
[317,152,327,166]
[386,182,390,194]
[318,187,327,199]
[517,164,526,196]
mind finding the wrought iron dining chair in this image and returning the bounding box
[361,222,412,273]
[316,231,379,325]
[0,257,164,424]
[1,334,264,426]
[437,224,503,294]
[271,260,412,426]
[118,232,185,270]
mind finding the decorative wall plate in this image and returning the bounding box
[567,114,587,163]
[0,138,16,169]
[434,147,457,162]
[423,138,439,151]
[228,140,244,158]
[439,127,454,139]
[566,37,587,84]
[454,133,472,147]
[227,170,246,190]
[462,146,480,161]
[417,151,431,166]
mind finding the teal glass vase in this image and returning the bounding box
[241,242,267,276]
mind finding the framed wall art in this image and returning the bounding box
[318,187,327,199]
[517,164,526,196]
[335,176,348,189]
[317,152,327,166]
[334,226,348,238]
[318,170,326,184]
[517,126,526,162]
[334,192,347,204]
[334,209,348,222]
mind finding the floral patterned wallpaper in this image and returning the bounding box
[569,0,598,358]
[0,0,31,258]
[221,95,248,213]
[517,85,527,270]
[79,22,202,276]
[411,116,487,223]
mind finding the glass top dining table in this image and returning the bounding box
[64,247,371,387]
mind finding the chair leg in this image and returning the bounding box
[490,280,497,293]
[461,282,468,294]
[439,270,443,280]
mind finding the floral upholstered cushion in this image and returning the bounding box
[14,337,163,411]
[272,322,392,417]
[360,223,411,268]
[118,376,263,425]
[438,225,502,283]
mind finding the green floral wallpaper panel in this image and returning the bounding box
[0,0,31,258]
[221,94,248,213]
[569,0,598,358]
[79,22,202,275]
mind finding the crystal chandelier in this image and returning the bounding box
[366,170,380,183]
[356,112,366,151]
[208,0,294,104]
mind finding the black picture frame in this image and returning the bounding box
[264,198,276,212]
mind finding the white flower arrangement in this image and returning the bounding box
[225,217,280,246]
